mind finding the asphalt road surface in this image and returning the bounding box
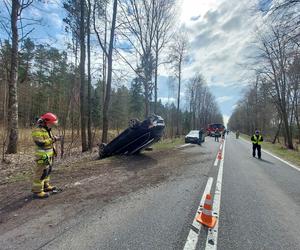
[1,135,299,250]
[217,135,300,250]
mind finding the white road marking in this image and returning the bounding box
[262,149,300,172]
[214,142,223,167]
[178,143,192,149]
[213,158,219,167]
[183,177,214,250]
[239,137,300,172]
[205,139,226,250]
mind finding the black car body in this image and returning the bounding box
[99,115,165,159]
[185,130,205,144]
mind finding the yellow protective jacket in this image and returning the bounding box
[251,134,263,145]
[32,126,55,164]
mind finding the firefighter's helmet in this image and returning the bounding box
[39,113,58,126]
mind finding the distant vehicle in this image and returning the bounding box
[98,115,165,159]
[185,130,205,145]
[207,123,225,136]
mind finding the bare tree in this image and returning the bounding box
[257,26,295,148]
[152,0,176,113]
[6,0,34,154]
[186,74,223,129]
[169,32,188,135]
[79,0,88,151]
[87,0,92,150]
[118,0,158,117]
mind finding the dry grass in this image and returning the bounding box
[0,127,120,156]
[0,127,185,184]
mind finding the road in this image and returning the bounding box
[217,135,300,250]
[1,135,299,249]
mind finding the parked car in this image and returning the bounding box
[185,129,205,145]
[98,115,165,159]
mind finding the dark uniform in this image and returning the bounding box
[251,132,263,159]
[215,129,220,142]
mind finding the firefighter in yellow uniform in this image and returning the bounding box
[32,113,61,199]
[251,129,263,159]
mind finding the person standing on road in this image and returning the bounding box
[236,130,240,139]
[251,129,263,159]
[215,128,220,142]
[31,113,61,199]
[221,130,226,139]
[198,128,204,145]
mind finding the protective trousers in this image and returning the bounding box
[32,157,53,193]
[252,144,261,158]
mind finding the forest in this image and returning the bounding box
[0,0,224,157]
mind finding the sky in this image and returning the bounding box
[0,0,271,126]
[175,0,268,126]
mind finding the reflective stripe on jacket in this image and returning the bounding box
[251,135,263,145]
[32,126,54,162]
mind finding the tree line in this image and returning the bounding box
[0,0,223,155]
[228,0,300,149]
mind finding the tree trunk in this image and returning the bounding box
[102,0,118,143]
[144,82,150,117]
[154,45,159,114]
[87,0,92,150]
[282,111,293,149]
[6,0,20,154]
[272,119,282,144]
[80,0,88,152]
[176,61,181,136]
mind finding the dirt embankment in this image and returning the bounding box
[0,145,203,237]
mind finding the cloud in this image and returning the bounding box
[191,30,223,49]
[178,0,262,120]
[159,97,176,105]
[221,15,242,32]
[190,15,201,21]
[48,13,63,28]
[217,96,234,103]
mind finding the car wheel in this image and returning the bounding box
[129,118,140,128]
[98,143,107,159]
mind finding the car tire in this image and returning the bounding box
[129,118,140,129]
[98,143,107,159]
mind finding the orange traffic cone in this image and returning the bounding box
[196,194,217,228]
[217,150,222,160]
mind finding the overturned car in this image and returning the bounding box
[99,115,165,159]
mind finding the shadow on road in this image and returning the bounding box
[0,194,33,218]
[257,158,274,164]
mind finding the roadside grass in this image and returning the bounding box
[1,132,185,184]
[152,137,184,150]
[240,134,300,168]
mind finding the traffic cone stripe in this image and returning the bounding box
[204,199,212,205]
[196,194,217,228]
[202,208,212,215]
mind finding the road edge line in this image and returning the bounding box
[205,139,226,250]
[183,177,214,250]
[239,137,300,172]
